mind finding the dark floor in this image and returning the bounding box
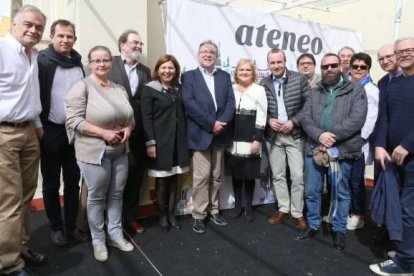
[28,203,394,276]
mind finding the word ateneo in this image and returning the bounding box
[235,24,323,55]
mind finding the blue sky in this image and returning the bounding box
[0,1,11,17]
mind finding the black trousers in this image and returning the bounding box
[122,141,147,222]
[40,121,80,231]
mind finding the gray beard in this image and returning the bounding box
[130,51,141,61]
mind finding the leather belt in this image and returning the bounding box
[0,121,31,127]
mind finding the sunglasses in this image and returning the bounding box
[320,63,340,70]
[351,64,368,70]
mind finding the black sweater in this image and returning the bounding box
[375,75,414,154]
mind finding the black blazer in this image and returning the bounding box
[108,56,151,149]
[141,81,190,171]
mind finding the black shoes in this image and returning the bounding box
[229,206,243,218]
[51,228,90,246]
[295,228,319,241]
[68,228,90,242]
[159,215,169,232]
[192,219,206,234]
[209,213,228,226]
[332,231,346,251]
[51,230,68,246]
[20,250,47,266]
[244,208,254,223]
[169,215,181,230]
[5,267,35,276]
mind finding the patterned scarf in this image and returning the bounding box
[324,147,342,223]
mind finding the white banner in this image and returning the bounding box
[166,0,363,214]
[166,0,363,77]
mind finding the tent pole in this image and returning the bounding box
[394,0,402,40]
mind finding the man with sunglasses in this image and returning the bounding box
[296,53,367,251]
[347,53,379,231]
[370,37,414,276]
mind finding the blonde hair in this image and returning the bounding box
[234,58,258,84]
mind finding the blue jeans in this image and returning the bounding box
[349,154,366,215]
[394,158,414,271]
[305,156,354,233]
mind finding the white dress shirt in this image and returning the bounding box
[199,66,217,110]
[0,33,42,127]
[361,81,379,164]
[272,72,288,122]
[121,55,139,96]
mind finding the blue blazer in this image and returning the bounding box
[181,68,235,150]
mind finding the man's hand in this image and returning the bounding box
[318,132,336,148]
[391,145,409,166]
[268,118,284,132]
[375,146,391,170]
[280,120,294,134]
[35,128,44,140]
[213,121,226,135]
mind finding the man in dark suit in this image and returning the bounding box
[108,29,151,234]
[182,40,235,234]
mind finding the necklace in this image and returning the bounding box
[92,76,110,87]
[99,81,110,87]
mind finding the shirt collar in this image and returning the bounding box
[5,33,38,56]
[390,70,403,78]
[199,66,217,75]
[121,54,138,68]
[325,75,344,91]
[272,70,287,83]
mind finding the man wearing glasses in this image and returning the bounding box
[370,37,414,276]
[347,53,379,231]
[296,53,367,251]
[109,30,151,234]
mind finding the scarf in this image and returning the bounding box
[324,147,342,223]
[39,43,83,68]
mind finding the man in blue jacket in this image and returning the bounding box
[182,40,235,234]
[370,37,414,276]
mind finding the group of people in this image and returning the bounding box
[1,4,414,276]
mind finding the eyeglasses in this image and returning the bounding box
[378,54,395,63]
[129,40,144,47]
[89,59,112,65]
[299,61,314,67]
[395,48,414,56]
[199,50,217,55]
[351,64,368,70]
[320,63,340,70]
